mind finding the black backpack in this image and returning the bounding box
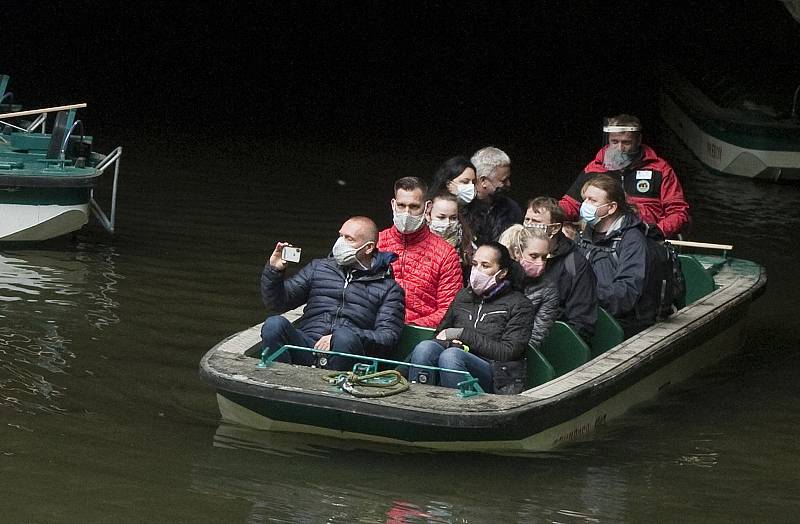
[642,225,686,319]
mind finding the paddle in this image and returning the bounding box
[669,240,733,251]
[0,103,87,119]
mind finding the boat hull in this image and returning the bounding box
[659,70,800,182]
[201,257,766,452]
[0,188,91,241]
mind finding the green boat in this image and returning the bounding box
[0,100,121,241]
[199,248,766,452]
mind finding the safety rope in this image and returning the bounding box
[324,369,409,398]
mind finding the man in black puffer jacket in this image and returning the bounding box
[260,216,405,370]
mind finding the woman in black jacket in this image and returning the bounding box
[407,242,534,394]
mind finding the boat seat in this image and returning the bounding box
[525,344,555,387]
[394,324,435,362]
[538,320,591,378]
[589,306,625,359]
[679,254,716,306]
[45,110,76,160]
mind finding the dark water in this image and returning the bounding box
[2,119,800,522]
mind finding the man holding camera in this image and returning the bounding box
[260,216,405,370]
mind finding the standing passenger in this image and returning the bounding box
[463,147,523,244]
[524,196,598,339]
[378,177,463,328]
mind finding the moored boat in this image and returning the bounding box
[659,66,800,182]
[199,250,766,452]
[0,103,121,241]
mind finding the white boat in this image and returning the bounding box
[0,103,121,241]
[659,66,800,182]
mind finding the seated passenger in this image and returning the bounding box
[574,174,658,338]
[260,216,405,370]
[524,196,598,339]
[427,155,478,207]
[462,147,523,244]
[378,176,463,328]
[407,242,534,394]
[498,224,560,349]
[426,192,475,283]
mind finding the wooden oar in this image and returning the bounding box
[669,240,734,251]
[0,103,87,119]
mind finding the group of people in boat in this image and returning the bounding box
[260,114,691,394]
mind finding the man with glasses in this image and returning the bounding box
[525,196,597,339]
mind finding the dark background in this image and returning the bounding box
[5,1,799,152]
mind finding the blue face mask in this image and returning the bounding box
[580,201,610,226]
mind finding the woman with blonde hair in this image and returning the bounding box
[498,224,559,349]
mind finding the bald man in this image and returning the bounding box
[260,216,405,370]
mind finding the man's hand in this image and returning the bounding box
[269,242,292,271]
[314,334,332,351]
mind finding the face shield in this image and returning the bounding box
[602,121,641,171]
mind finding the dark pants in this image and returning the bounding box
[407,340,493,392]
[260,315,365,371]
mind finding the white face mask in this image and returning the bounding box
[455,183,475,205]
[393,204,427,234]
[332,237,371,269]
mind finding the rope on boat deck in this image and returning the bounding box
[324,369,409,398]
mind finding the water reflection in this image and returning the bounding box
[0,243,121,414]
[189,424,631,523]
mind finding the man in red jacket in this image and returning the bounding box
[378,176,463,328]
[559,114,690,239]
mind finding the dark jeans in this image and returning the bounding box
[260,315,365,371]
[407,339,493,392]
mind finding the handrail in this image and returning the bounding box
[89,146,123,234]
[0,102,87,119]
[59,120,84,160]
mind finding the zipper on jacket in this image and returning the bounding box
[331,270,353,332]
[473,300,484,329]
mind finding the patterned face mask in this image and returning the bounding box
[429,219,462,247]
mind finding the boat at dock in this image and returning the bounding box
[200,247,766,453]
[659,66,800,182]
[0,102,122,241]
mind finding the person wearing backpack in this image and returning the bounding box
[574,174,659,338]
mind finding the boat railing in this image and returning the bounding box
[258,344,484,398]
[0,112,47,143]
[90,146,123,234]
[59,119,84,160]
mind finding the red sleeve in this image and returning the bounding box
[412,245,463,327]
[657,165,691,238]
